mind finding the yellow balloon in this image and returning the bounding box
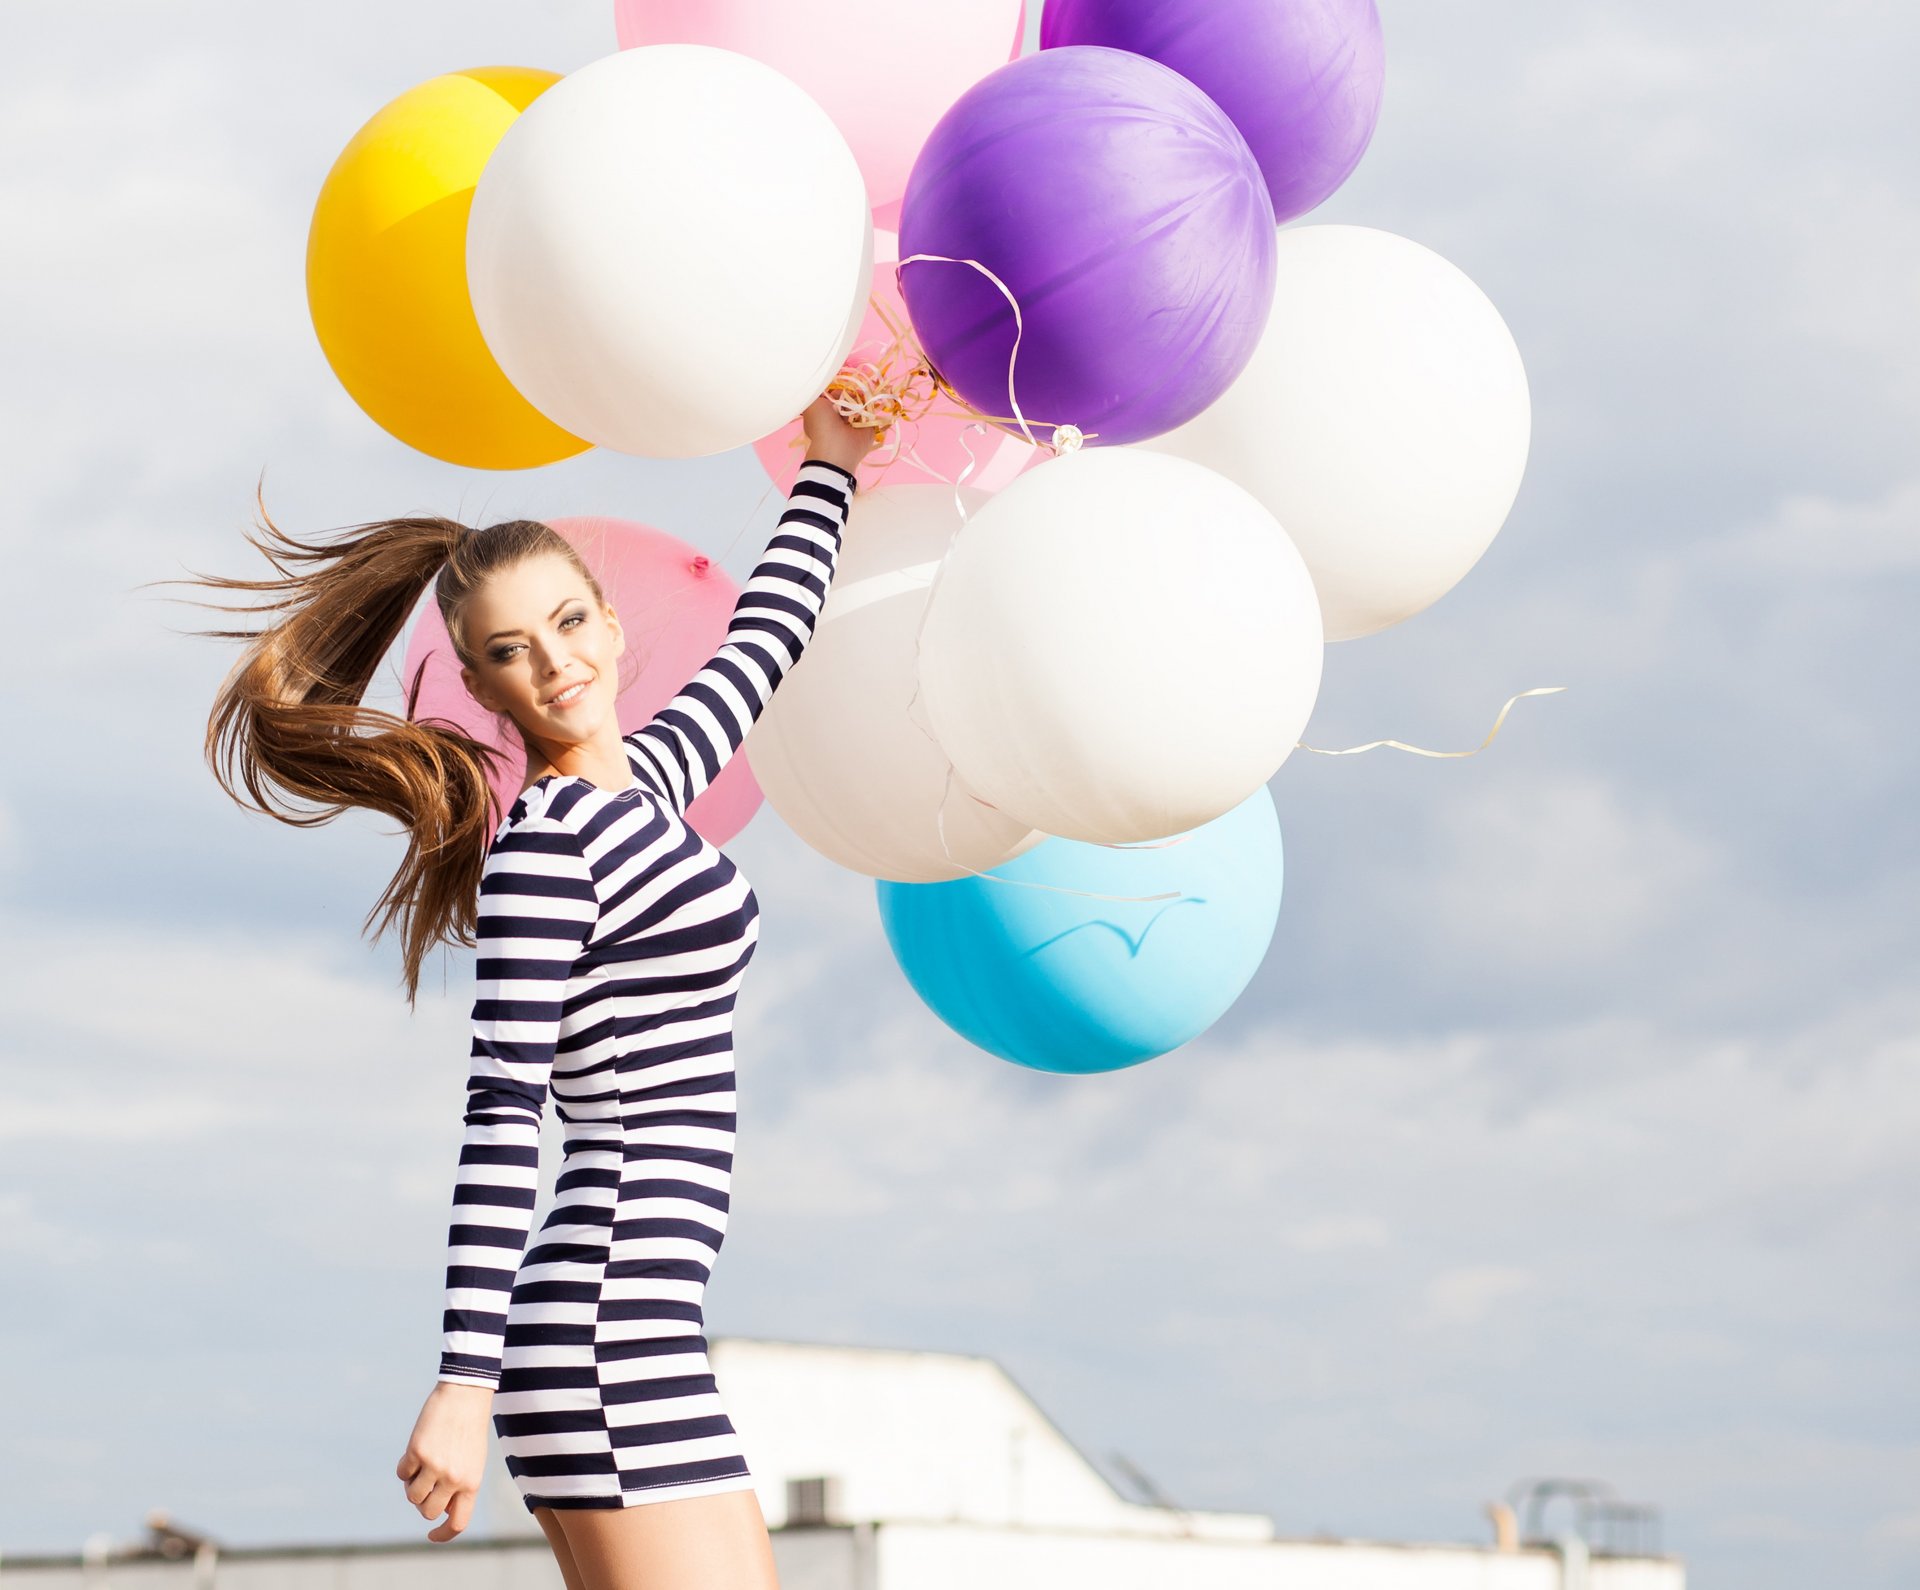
[306,67,590,470]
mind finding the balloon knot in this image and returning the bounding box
[825,348,942,442]
[1050,423,1085,455]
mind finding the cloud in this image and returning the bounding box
[1874,1513,1920,1545]
[1698,477,1920,578]
[1389,767,1724,973]
[0,1192,103,1266]
[1416,1265,1537,1329]
[1278,1214,1394,1254]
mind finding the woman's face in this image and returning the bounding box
[457,553,625,746]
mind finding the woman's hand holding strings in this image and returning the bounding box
[802,390,883,476]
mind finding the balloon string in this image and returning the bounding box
[893,253,1096,454]
[945,411,985,553]
[897,682,1570,903]
[1296,686,1567,756]
[779,282,1087,491]
[766,293,1054,501]
[894,252,1035,450]
[874,294,1183,904]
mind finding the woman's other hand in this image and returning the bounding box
[802,393,881,476]
[396,1382,493,1541]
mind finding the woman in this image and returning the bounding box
[195,395,879,1589]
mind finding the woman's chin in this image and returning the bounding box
[546,696,614,736]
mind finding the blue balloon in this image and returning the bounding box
[875,785,1283,1073]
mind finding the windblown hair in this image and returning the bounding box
[170,488,609,1006]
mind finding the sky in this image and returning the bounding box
[1,2,1915,1586]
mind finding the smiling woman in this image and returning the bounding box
[167,394,879,1588]
[456,564,642,793]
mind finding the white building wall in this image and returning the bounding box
[0,1541,565,1590]
[872,1523,1685,1590]
[0,1530,1684,1590]
[711,1336,1269,1540]
[769,1525,866,1590]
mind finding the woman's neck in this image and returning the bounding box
[522,722,633,791]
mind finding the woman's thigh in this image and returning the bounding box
[554,1487,779,1590]
[533,1506,589,1590]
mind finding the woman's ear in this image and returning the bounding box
[458,662,498,715]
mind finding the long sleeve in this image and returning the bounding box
[436,815,599,1390]
[624,458,856,814]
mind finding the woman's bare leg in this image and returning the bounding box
[555,1487,780,1590]
[534,1506,590,1590]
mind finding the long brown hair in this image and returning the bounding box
[167,486,609,1005]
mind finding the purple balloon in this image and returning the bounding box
[1041,0,1386,224]
[897,46,1276,448]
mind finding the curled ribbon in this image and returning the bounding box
[774,277,1090,491]
[1296,686,1567,757]
[892,253,1098,456]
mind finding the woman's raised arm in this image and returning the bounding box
[623,397,873,813]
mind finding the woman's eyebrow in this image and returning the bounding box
[485,598,574,645]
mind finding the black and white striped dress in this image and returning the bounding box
[435,460,856,1511]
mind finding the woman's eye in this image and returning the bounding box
[560,611,585,630]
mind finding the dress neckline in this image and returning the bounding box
[525,770,643,798]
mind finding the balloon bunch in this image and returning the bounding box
[305,0,1540,1077]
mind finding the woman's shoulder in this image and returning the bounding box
[490,770,662,857]
[491,776,591,849]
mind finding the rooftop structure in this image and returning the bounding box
[4,1337,1682,1589]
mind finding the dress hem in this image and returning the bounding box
[520,1469,760,1513]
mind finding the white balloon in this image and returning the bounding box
[917,449,1325,845]
[747,485,1044,881]
[467,45,871,459]
[1145,224,1532,642]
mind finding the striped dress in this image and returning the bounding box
[435,459,856,1511]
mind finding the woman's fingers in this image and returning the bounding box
[427,1489,477,1543]
[400,1457,477,1540]
[416,1478,458,1521]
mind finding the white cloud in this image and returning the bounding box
[1400,768,1723,971]
[1873,1512,1920,1545]
[0,1191,102,1265]
[1696,477,1920,578]
[1416,1265,1536,1329]
[1278,1214,1394,1254]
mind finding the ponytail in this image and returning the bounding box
[166,486,606,1006]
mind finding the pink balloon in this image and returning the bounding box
[401,516,766,845]
[613,0,1028,211]
[754,233,1042,496]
